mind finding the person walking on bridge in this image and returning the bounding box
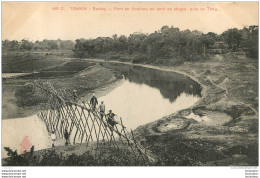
[106,110,118,128]
[90,93,98,110]
[73,90,77,102]
[99,101,105,119]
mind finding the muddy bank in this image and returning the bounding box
[132,53,258,166]
[3,54,258,166]
[2,60,122,119]
[84,54,258,166]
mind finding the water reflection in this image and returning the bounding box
[2,63,203,156]
[98,80,200,129]
[98,63,202,129]
[100,63,202,102]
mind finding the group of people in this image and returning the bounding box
[50,129,70,148]
[72,91,117,125]
[50,92,118,147]
[90,93,118,128]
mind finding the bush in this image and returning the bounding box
[3,146,36,166]
[15,85,48,107]
[3,146,157,166]
[132,54,149,64]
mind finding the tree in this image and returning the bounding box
[60,40,75,50]
[201,33,215,55]
[128,33,147,54]
[20,39,33,51]
[2,40,20,51]
[222,28,242,50]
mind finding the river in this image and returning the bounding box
[2,63,202,157]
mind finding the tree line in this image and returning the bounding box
[2,39,75,51]
[74,25,258,64]
[2,25,258,63]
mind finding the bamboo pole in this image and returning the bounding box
[114,124,131,152]
[83,103,99,144]
[60,103,70,134]
[59,103,69,137]
[69,105,83,142]
[72,105,84,140]
[40,111,49,132]
[94,112,111,144]
[52,109,61,138]
[131,129,146,163]
[92,107,112,143]
[81,108,94,144]
[66,105,79,144]
[33,82,155,163]
[74,106,87,144]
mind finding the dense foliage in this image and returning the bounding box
[2,39,75,51]
[2,25,258,65]
[74,26,214,64]
[74,25,258,63]
[3,147,153,166]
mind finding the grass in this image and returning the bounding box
[3,144,152,166]
[2,51,258,166]
[2,50,72,73]
[2,52,118,119]
[19,60,95,79]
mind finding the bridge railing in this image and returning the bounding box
[31,82,155,163]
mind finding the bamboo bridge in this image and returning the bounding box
[30,81,155,163]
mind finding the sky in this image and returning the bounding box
[2,2,259,41]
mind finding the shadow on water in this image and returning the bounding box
[100,62,202,103]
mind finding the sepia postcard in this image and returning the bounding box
[1,1,259,177]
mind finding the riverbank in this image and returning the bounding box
[132,53,258,166]
[84,53,258,165]
[2,53,258,166]
[2,58,122,119]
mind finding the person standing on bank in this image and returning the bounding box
[64,129,70,146]
[99,101,105,119]
[51,131,56,148]
[90,93,98,110]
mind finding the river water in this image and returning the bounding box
[2,63,202,157]
[98,62,202,129]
